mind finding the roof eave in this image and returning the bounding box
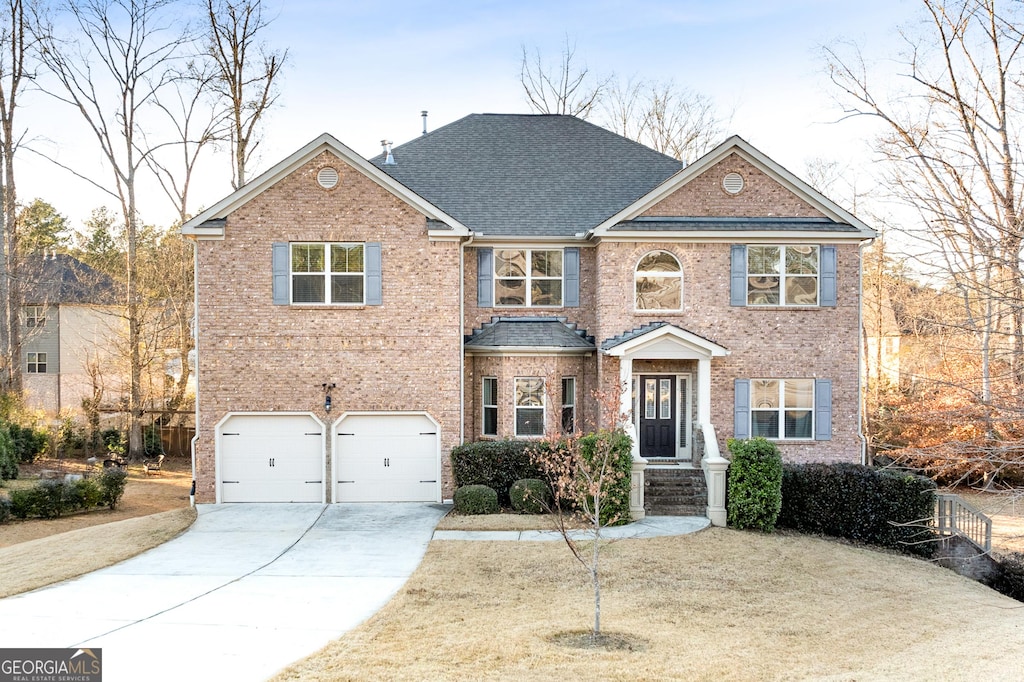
[464,346,595,356]
[599,230,872,242]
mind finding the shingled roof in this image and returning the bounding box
[22,253,120,305]
[370,114,683,238]
[465,316,596,352]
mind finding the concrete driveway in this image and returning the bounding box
[0,503,447,682]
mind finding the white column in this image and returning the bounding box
[618,355,638,456]
[697,357,712,423]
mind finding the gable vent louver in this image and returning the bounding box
[317,167,339,189]
[722,172,744,194]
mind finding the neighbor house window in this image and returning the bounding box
[291,242,364,304]
[515,377,545,436]
[747,245,819,306]
[25,306,45,328]
[482,377,498,436]
[635,251,682,310]
[561,377,576,433]
[27,352,46,373]
[495,249,563,306]
[750,379,814,439]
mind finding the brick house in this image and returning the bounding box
[182,114,876,521]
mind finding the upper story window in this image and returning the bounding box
[25,306,45,328]
[635,251,682,311]
[747,245,819,306]
[495,249,563,307]
[291,243,364,304]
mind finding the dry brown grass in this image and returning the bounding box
[435,512,586,531]
[273,528,1024,682]
[954,489,1024,554]
[0,507,196,598]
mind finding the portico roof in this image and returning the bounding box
[601,322,728,358]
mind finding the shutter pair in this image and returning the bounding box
[733,378,832,441]
[730,244,837,307]
[476,247,580,308]
[271,242,383,305]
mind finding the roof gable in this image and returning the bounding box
[370,114,683,238]
[601,322,728,358]
[592,136,877,239]
[181,133,468,239]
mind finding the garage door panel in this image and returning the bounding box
[335,414,439,503]
[219,415,324,503]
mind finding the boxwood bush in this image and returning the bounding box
[453,484,499,515]
[451,440,542,505]
[510,478,551,514]
[777,462,936,557]
[727,437,783,532]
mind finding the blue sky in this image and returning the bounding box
[20,0,922,229]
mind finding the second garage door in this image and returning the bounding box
[219,414,325,503]
[334,413,439,502]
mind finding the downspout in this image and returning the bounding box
[459,231,474,453]
[858,239,870,466]
[189,237,199,507]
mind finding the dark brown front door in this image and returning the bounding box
[640,376,675,457]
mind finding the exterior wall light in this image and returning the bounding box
[322,382,336,412]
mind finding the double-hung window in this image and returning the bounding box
[495,249,563,307]
[26,306,45,328]
[747,245,819,306]
[515,377,545,437]
[291,243,365,304]
[482,377,498,436]
[750,379,814,439]
[27,352,46,374]
[561,377,576,433]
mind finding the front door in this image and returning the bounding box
[640,376,675,457]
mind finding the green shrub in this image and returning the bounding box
[8,487,32,518]
[987,552,1024,603]
[0,425,16,480]
[63,478,104,510]
[453,484,499,515]
[144,424,163,458]
[98,468,128,510]
[102,428,125,457]
[0,496,10,524]
[777,462,936,557]
[451,440,542,505]
[510,478,551,514]
[727,437,783,532]
[577,429,633,526]
[9,423,49,463]
[32,480,66,519]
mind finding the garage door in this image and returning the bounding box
[219,414,324,502]
[335,413,439,502]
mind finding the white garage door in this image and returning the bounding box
[335,413,439,502]
[219,414,324,502]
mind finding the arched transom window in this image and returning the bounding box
[635,250,682,310]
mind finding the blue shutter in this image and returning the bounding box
[820,245,837,307]
[734,379,751,439]
[730,245,746,307]
[272,242,289,305]
[564,247,580,307]
[477,248,493,308]
[815,379,832,441]
[365,242,382,305]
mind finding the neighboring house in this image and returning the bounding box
[182,114,876,518]
[21,253,121,415]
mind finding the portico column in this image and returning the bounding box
[618,355,637,455]
[697,357,712,423]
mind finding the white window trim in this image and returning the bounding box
[747,245,820,307]
[26,306,45,328]
[27,351,47,374]
[634,250,683,312]
[514,376,546,437]
[561,376,576,434]
[290,242,366,306]
[494,248,564,308]
[750,378,815,441]
[482,376,498,437]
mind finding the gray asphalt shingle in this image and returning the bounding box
[465,316,596,350]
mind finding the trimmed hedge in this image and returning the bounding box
[987,552,1024,603]
[510,478,551,514]
[453,484,499,515]
[4,468,128,521]
[727,438,783,532]
[777,463,936,557]
[451,440,542,505]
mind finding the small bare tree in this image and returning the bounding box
[520,36,609,118]
[529,383,632,640]
[205,0,287,189]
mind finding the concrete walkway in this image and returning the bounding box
[0,503,447,682]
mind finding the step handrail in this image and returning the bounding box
[934,493,992,553]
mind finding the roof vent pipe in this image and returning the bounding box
[381,139,395,165]
[421,110,428,135]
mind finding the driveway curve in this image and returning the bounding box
[0,503,447,682]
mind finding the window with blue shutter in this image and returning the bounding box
[564,247,580,308]
[365,242,382,306]
[730,245,746,307]
[272,242,289,305]
[734,379,751,439]
[477,248,493,308]
[814,379,832,440]
[820,245,837,307]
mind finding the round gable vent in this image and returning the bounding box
[317,167,339,189]
[722,172,744,194]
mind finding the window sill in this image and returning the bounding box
[289,304,367,310]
